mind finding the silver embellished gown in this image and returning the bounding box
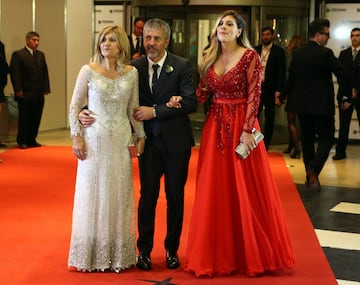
[68,65,145,272]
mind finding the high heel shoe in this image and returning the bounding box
[283,144,294,154]
[290,148,301,159]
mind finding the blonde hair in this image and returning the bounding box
[91,25,130,68]
[200,10,252,79]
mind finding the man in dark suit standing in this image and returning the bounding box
[255,27,286,150]
[333,27,360,160]
[284,19,348,191]
[132,18,197,271]
[0,40,9,106]
[0,40,9,157]
[128,16,146,60]
[10,31,50,149]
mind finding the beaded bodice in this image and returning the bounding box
[197,49,262,149]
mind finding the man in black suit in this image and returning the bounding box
[333,27,360,160]
[284,19,348,191]
[0,40,9,155]
[0,41,9,105]
[132,18,197,271]
[10,31,50,149]
[255,27,286,150]
[128,16,146,60]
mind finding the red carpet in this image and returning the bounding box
[0,146,337,284]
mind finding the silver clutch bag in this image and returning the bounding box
[235,128,264,159]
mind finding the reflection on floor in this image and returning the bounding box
[0,128,359,284]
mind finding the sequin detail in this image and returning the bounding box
[197,49,262,151]
[68,65,144,272]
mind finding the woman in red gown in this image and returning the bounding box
[183,10,295,277]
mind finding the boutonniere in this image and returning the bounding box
[165,64,174,74]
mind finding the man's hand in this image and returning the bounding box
[275,91,282,106]
[133,106,155,121]
[352,88,358,99]
[341,102,352,110]
[166,96,183,108]
[15,91,23,98]
[132,52,142,60]
[79,109,96,128]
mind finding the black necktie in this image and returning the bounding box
[152,64,159,93]
[135,37,140,52]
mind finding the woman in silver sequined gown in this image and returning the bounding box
[67,26,145,273]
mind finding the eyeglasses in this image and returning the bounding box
[320,32,330,37]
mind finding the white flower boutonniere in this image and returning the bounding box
[165,64,174,74]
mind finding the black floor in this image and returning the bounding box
[296,184,360,283]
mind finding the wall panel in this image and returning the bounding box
[36,0,67,130]
[1,0,33,96]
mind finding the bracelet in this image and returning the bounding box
[152,106,157,118]
[242,128,253,134]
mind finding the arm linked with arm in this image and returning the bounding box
[155,59,198,120]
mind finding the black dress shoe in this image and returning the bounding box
[19,144,27,149]
[28,142,42,148]
[137,253,151,270]
[306,169,321,192]
[166,251,180,269]
[332,153,346,160]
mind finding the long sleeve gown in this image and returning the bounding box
[184,49,295,277]
[68,65,145,272]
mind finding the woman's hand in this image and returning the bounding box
[136,137,146,156]
[239,131,257,154]
[166,96,183,108]
[72,136,87,160]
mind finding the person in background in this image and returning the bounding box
[281,35,305,158]
[183,10,294,277]
[128,16,146,60]
[79,18,197,271]
[0,40,9,152]
[283,18,348,191]
[0,40,9,162]
[9,31,50,149]
[67,25,145,272]
[333,27,360,160]
[255,26,286,150]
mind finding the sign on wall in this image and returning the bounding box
[325,3,360,140]
[94,5,124,36]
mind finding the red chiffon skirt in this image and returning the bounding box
[184,111,295,277]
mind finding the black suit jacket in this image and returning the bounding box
[128,34,146,58]
[337,47,360,103]
[10,47,50,101]
[0,41,9,102]
[255,43,286,104]
[131,52,198,152]
[284,41,348,115]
